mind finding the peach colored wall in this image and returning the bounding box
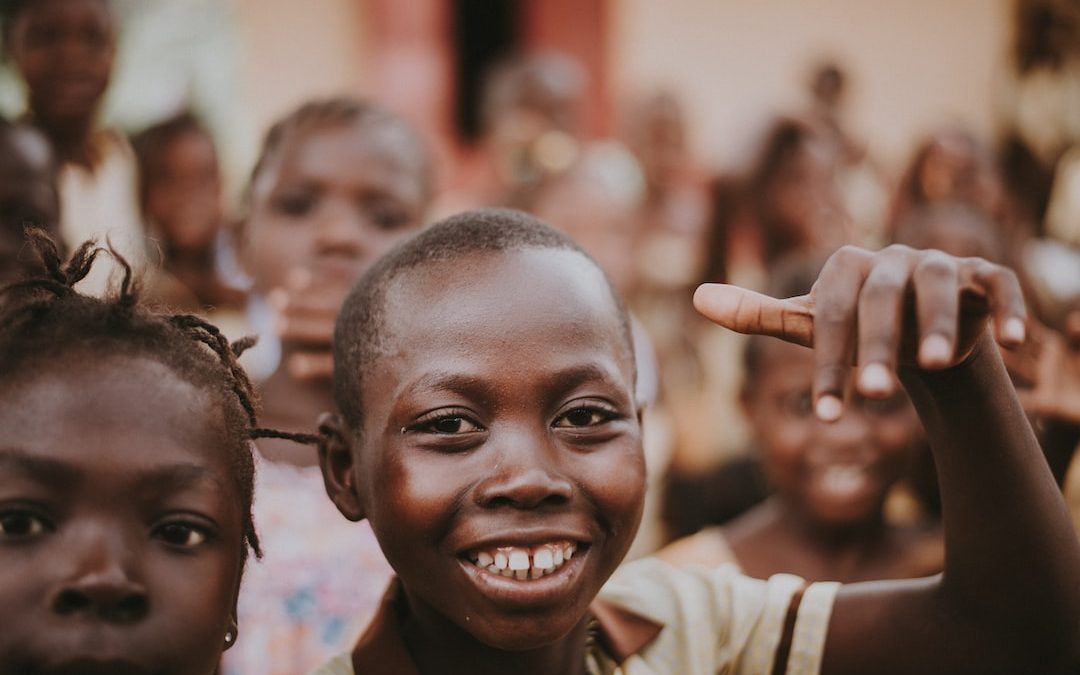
[233,0,367,150]
[609,0,1012,174]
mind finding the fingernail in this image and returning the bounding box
[858,363,893,395]
[1003,318,1026,344]
[919,334,952,365]
[815,395,843,422]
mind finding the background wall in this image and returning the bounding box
[608,0,1012,175]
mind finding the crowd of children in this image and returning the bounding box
[1,1,1080,674]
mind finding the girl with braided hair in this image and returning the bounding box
[0,231,313,675]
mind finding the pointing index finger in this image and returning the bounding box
[693,284,814,348]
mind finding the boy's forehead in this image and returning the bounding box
[376,247,631,360]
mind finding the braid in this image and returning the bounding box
[0,230,320,564]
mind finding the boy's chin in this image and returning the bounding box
[468,613,587,652]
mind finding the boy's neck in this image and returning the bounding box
[400,593,592,675]
[29,113,98,169]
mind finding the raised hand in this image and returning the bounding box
[268,267,350,381]
[694,245,1027,421]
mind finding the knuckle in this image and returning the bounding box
[914,251,957,279]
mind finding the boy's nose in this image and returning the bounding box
[51,566,150,623]
[313,204,367,258]
[474,439,574,509]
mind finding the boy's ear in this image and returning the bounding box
[317,412,366,522]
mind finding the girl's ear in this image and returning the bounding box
[317,412,366,522]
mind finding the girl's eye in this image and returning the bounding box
[155,522,209,548]
[274,192,315,218]
[0,512,49,539]
[554,407,613,428]
[422,416,482,435]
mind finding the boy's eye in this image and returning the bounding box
[780,390,815,418]
[553,406,616,429]
[154,522,209,548]
[861,392,907,416]
[422,416,483,435]
[0,511,50,539]
[364,201,411,231]
[273,192,316,218]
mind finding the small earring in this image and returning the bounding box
[224,629,236,646]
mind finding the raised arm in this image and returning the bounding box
[695,245,1080,675]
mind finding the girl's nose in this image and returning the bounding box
[51,566,150,623]
[474,435,574,509]
[49,526,149,623]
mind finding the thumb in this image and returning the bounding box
[693,283,814,348]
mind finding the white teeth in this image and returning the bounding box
[467,541,580,580]
[533,547,554,570]
[508,549,530,571]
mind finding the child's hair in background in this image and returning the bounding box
[246,96,434,211]
[0,231,316,562]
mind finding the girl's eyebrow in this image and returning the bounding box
[0,448,80,487]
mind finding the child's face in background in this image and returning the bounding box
[6,0,115,126]
[144,130,223,254]
[0,125,59,284]
[0,354,246,675]
[342,248,645,650]
[241,121,428,297]
[745,339,919,527]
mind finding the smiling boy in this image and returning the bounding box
[314,209,1080,675]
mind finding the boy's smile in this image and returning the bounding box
[326,247,646,651]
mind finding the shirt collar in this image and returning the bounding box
[352,578,663,674]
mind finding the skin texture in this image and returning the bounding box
[5,0,115,167]
[0,353,245,675]
[320,249,645,675]
[240,120,427,463]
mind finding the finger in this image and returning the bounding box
[968,260,1026,348]
[812,246,872,421]
[693,284,813,348]
[911,251,961,370]
[286,351,335,381]
[855,247,914,396]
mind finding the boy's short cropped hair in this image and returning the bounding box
[332,208,634,430]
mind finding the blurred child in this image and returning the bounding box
[223,97,432,675]
[2,0,144,293]
[132,112,244,311]
[657,256,942,582]
[0,232,307,674]
[312,208,1080,674]
[0,117,59,286]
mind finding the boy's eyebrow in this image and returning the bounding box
[404,363,626,396]
[0,448,82,486]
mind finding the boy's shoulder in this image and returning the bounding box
[599,557,838,674]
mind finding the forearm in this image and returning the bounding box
[899,329,1080,660]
